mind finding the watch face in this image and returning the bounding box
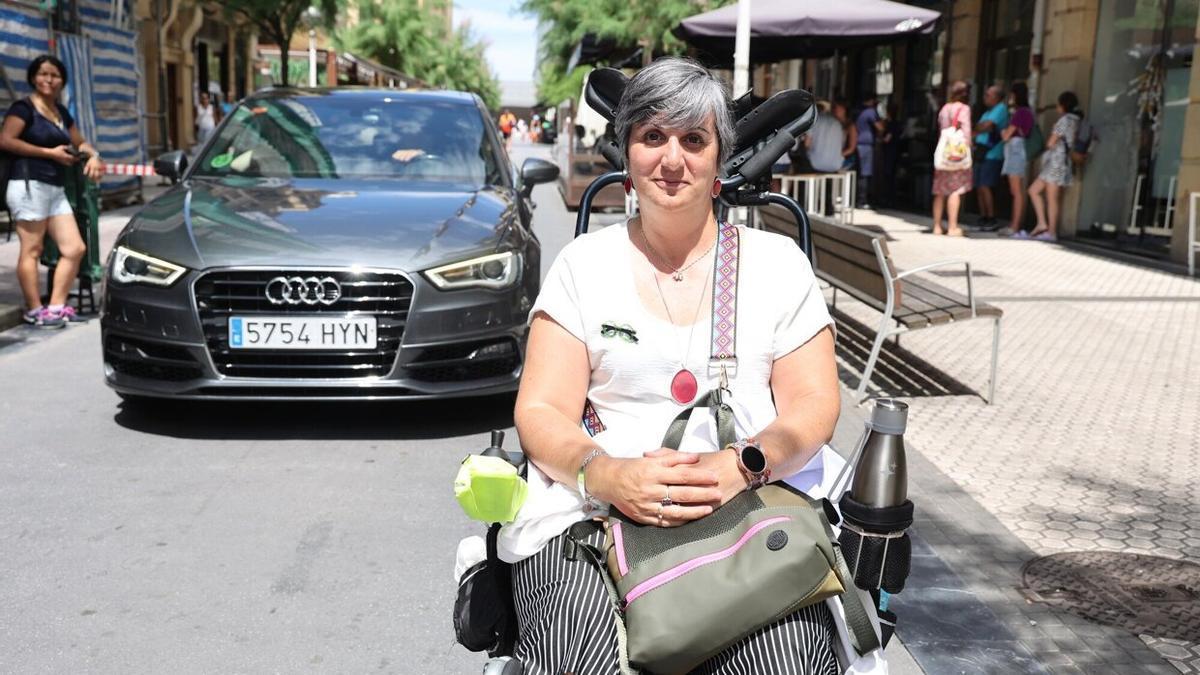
[741,445,767,473]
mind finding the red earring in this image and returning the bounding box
[623,177,633,195]
[711,178,722,198]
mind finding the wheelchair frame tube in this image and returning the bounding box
[574,171,627,237]
[765,192,813,260]
[573,174,812,265]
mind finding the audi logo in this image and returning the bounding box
[264,276,342,306]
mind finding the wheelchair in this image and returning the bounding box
[466,67,820,675]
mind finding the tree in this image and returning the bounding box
[521,0,733,106]
[336,0,500,109]
[223,0,343,88]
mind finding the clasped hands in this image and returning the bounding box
[586,447,748,528]
[47,144,103,182]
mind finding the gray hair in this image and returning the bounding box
[614,57,735,167]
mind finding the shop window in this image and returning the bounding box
[1077,0,1198,255]
[977,0,1034,87]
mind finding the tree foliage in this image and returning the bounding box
[223,0,342,88]
[335,0,500,110]
[521,0,734,106]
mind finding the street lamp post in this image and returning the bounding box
[733,0,751,97]
[302,5,322,87]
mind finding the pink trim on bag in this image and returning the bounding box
[623,516,792,606]
[613,522,629,576]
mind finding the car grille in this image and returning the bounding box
[195,270,412,379]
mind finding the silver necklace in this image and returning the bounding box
[640,225,717,282]
[641,224,713,404]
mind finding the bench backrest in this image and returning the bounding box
[810,218,899,308]
[755,205,899,308]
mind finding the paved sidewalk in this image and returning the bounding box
[827,208,1200,673]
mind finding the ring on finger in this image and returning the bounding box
[661,486,673,507]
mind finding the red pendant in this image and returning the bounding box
[670,369,699,404]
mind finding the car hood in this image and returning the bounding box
[122,177,518,271]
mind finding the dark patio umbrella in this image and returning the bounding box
[674,0,942,63]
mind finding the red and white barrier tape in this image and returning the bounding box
[103,163,157,176]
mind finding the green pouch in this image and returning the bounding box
[454,455,528,524]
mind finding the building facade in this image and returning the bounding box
[955,0,1197,264]
[756,0,1198,266]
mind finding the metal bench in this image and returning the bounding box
[759,208,1003,403]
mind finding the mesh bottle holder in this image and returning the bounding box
[837,496,914,594]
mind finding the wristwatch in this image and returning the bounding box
[576,447,607,511]
[729,439,770,490]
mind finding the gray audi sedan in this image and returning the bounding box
[101,88,558,400]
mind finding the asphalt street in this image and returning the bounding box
[0,142,595,674]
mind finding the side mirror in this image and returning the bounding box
[519,157,559,198]
[154,150,188,183]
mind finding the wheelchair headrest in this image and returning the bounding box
[585,68,628,123]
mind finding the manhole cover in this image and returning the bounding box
[1021,552,1200,641]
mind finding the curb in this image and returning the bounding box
[0,304,22,333]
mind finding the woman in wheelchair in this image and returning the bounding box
[505,57,842,674]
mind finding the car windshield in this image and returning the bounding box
[192,95,504,187]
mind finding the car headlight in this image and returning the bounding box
[109,246,187,287]
[424,251,521,290]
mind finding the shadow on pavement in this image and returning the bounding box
[831,308,977,400]
[113,392,517,441]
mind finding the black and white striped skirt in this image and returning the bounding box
[511,526,840,675]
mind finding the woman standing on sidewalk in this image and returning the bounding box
[931,81,973,236]
[1,55,103,328]
[1000,82,1035,235]
[1026,92,1081,242]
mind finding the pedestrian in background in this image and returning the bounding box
[879,102,902,207]
[973,84,1008,228]
[221,91,235,118]
[931,80,973,236]
[195,91,216,146]
[833,100,857,171]
[1025,91,1081,242]
[0,54,102,328]
[1000,82,1035,235]
[804,100,845,174]
[855,96,884,208]
[498,109,516,148]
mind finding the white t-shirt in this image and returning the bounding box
[498,222,837,562]
[808,112,846,173]
[196,103,215,132]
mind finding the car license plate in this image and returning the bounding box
[228,316,377,350]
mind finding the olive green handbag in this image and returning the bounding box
[569,387,880,674]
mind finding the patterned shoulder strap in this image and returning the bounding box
[709,221,740,378]
[582,399,606,436]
